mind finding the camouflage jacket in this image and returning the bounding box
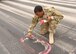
[28,6,64,34]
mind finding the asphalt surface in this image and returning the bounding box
[0,0,76,54]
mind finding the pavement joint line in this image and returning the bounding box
[0,42,10,54]
[18,0,76,14]
[51,0,76,5]
[55,39,74,53]
[0,2,76,30]
[52,0,76,2]
[0,11,26,29]
[0,5,25,18]
[0,1,76,52]
[2,1,34,10]
[34,0,76,9]
[39,0,76,5]
[0,11,23,33]
[0,3,33,18]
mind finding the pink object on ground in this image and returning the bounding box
[19,34,51,54]
[20,37,25,43]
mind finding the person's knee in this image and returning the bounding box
[49,29,55,34]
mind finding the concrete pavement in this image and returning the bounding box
[0,0,76,54]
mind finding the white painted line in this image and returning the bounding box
[0,42,10,54]
[3,1,34,10]
[35,0,76,8]
[0,3,33,19]
[18,0,76,14]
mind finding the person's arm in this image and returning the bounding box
[52,7,64,24]
[47,7,64,33]
[44,7,63,23]
[28,16,38,34]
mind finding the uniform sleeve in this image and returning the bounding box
[28,16,38,34]
[52,7,64,24]
[48,7,64,33]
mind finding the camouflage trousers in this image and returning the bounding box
[40,19,57,35]
[40,19,58,44]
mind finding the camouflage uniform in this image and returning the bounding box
[28,6,64,44]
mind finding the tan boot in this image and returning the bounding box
[49,33,54,44]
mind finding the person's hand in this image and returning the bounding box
[48,16,51,20]
[26,33,35,39]
[47,16,53,22]
[27,33,32,36]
